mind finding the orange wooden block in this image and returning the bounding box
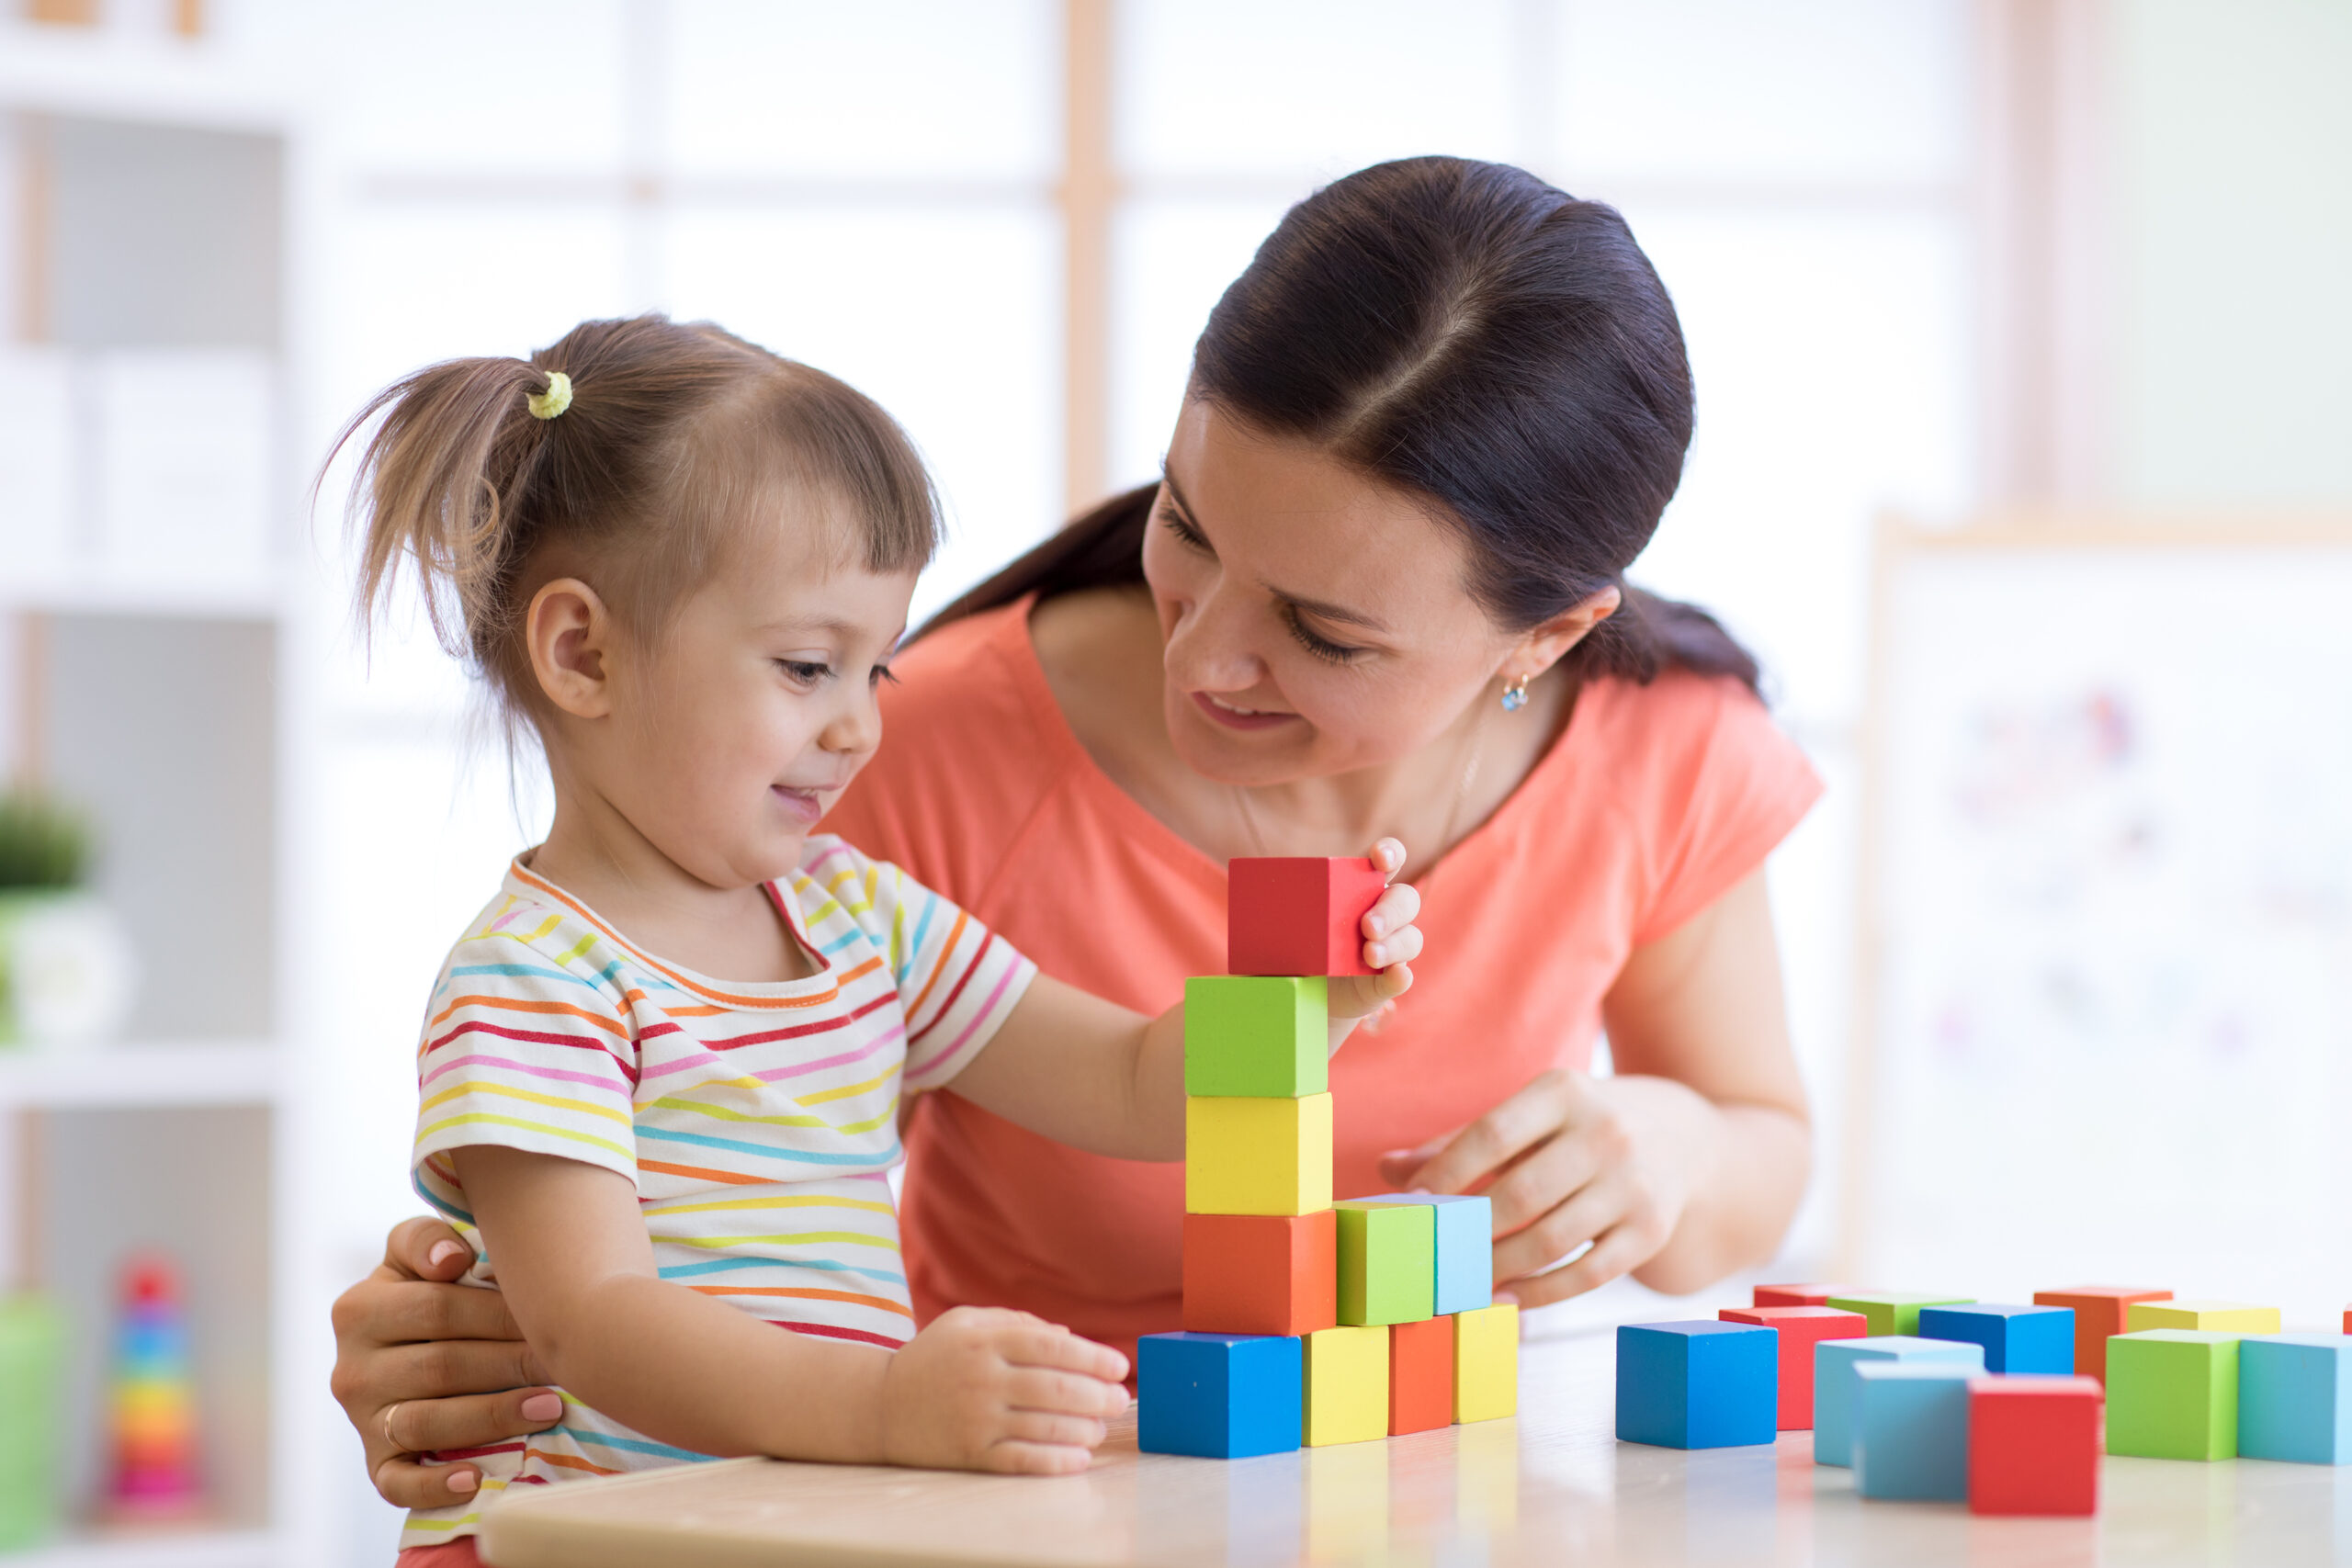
[1389,1315,1453,1435]
[1753,1282,1849,1308]
[2031,1285,2171,1383]
[1182,1211,1338,1336]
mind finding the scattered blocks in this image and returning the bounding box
[1182,1211,1337,1337]
[2106,1330,2240,1460]
[1360,1192,1492,1315]
[1615,1322,1777,1450]
[1852,1362,1973,1501]
[1969,1375,2101,1515]
[1917,1303,2074,1375]
[1334,1201,1435,1326]
[2123,1299,2280,1336]
[1137,1332,1303,1458]
[1815,1337,1984,1467]
[1185,1094,1332,1216]
[1304,1325,1389,1447]
[1719,1305,1868,1427]
[1825,1291,1974,1338]
[2238,1334,2352,1464]
[1754,1282,1849,1308]
[1388,1316,1453,1435]
[1183,976,1328,1098]
[1453,1303,1518,1423]
[2032,1285,2172,1383]
[1228,857,1387,977]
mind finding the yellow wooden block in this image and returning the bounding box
[1184,1093,1333,1216]
[1304,1324,1389,1445]
[2124,1299,2281,1335]
[1453,1302,1519,1423]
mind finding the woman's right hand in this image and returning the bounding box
[329,1217,563,1508]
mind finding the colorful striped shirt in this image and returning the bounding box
[399,837,1035,1550]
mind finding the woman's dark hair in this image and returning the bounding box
[922,156,1758,694]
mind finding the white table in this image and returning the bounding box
[479,1324,2348,1566]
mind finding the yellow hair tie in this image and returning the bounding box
[526,371,572,421]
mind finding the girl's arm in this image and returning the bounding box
[449,1145,1131,1474]
[944,842,1421,1160]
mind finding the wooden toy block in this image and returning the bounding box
[1137,1332,1303,1458]
[1185,1093,1332,1215]
[2106,1330,2240,1460]
[1754,1282,1849,1308]
[1614,1322,1776,1450]
[1814,1337,1984,1467]
[2123,1299,2280,1335]
[1183,976,1328,1098]
[1968,1375,2101,1516]
[1719,1305,1867,1428]
[2238,1334,2352,1464]
[1852,1362,1973,1501]
[1388,1315,1453,1435]
[1825,1290,1973,1338]
[1304,1325,1388,1446]
[1916,1303,2074,1374]
[2344,1304,2350,1336]
[1453,1303,1518,1423]
[1228,856,1386,977]
[2032,1285,2171,1382]
[1182,1211,1337,1337]
[1334,1201,1435,1325]
[1361,1192,1492,1315]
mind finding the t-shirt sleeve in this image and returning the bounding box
[412,924,641,1221]
[1634,678,1826,945]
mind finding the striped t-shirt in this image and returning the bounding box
[399,837,1035,1551]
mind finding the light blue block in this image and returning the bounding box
[1616,1321,1778,1450]
[1853,1362,1974,1500]
[1917,1303,2074,1374]
[1814,1337,1984,1467]
[1363,1192,1491,1315]
[2240,1334,2352,1464]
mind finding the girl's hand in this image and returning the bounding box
[877,1307,1132,1475]
[1326,838,1421,1033]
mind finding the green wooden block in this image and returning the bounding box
[0,1294,64,1550]
[1336,1201,1434,1325]
[1826,1291,1974,1338]
[1184,976,1327,1098]
[2108,1330,2240,1461]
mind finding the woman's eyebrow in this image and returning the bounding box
[1163,465,1391,636]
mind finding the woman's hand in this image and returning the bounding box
[878,1307,1132,1475]
[1327,838,1421,1034]
[329,1217,561,1508]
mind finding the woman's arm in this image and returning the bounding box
[451,1146,1131,1473]
[1377,868,1810,1305]
[944,843,1421,1158]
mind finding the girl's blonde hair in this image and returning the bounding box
[333,314,938,719]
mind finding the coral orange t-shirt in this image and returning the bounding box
[821,597,1822,1359]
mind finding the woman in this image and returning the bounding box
[333,158,1816,1507]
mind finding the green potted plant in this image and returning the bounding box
[0,791,136,1046]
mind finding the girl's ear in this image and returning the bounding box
[1503,583,1622,687]
[526,578,616,719]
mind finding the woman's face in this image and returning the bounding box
[1142,399,1570,786]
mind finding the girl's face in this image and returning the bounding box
[1142,400,1568,786]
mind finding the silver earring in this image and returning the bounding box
[1500,675,1530,712]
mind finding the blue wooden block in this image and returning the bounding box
[1614,1321,1777,1450]
[1137,1332,1303,1458]
[1917,1303,2075,1374]
[1363,1192,1492,1315]
[2239,1334,2352,1464]
[1853,1362,1973,1501]
[1815,1337,1984,1467]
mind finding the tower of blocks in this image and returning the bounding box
[1140,858,1518,1459]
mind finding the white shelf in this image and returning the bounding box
[0,23,298,133]
[0,570,290,624]
[6,1527,280,1568]
[0,1042,281,1111]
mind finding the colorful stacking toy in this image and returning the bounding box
[100,1256,204,1522]
[1140,859,1514,1456]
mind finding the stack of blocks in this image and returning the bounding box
[1139,858,1518,1459]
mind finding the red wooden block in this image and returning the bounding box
[1228,857,1386,977]
[1752,1282,1849,1308]
[1968,1376,2101,1516]
[1389,1315,1453,1435]
[2343,1303,2350,1336]
[2031,1285,2171,1383]
[1182,1211,1338,1336]
[1719,1305,1868,1428]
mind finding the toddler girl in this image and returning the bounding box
[335,316,1422,1564]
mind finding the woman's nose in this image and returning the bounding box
[1161,583,1268,694]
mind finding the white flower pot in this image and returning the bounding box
[0,891,139,1047]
